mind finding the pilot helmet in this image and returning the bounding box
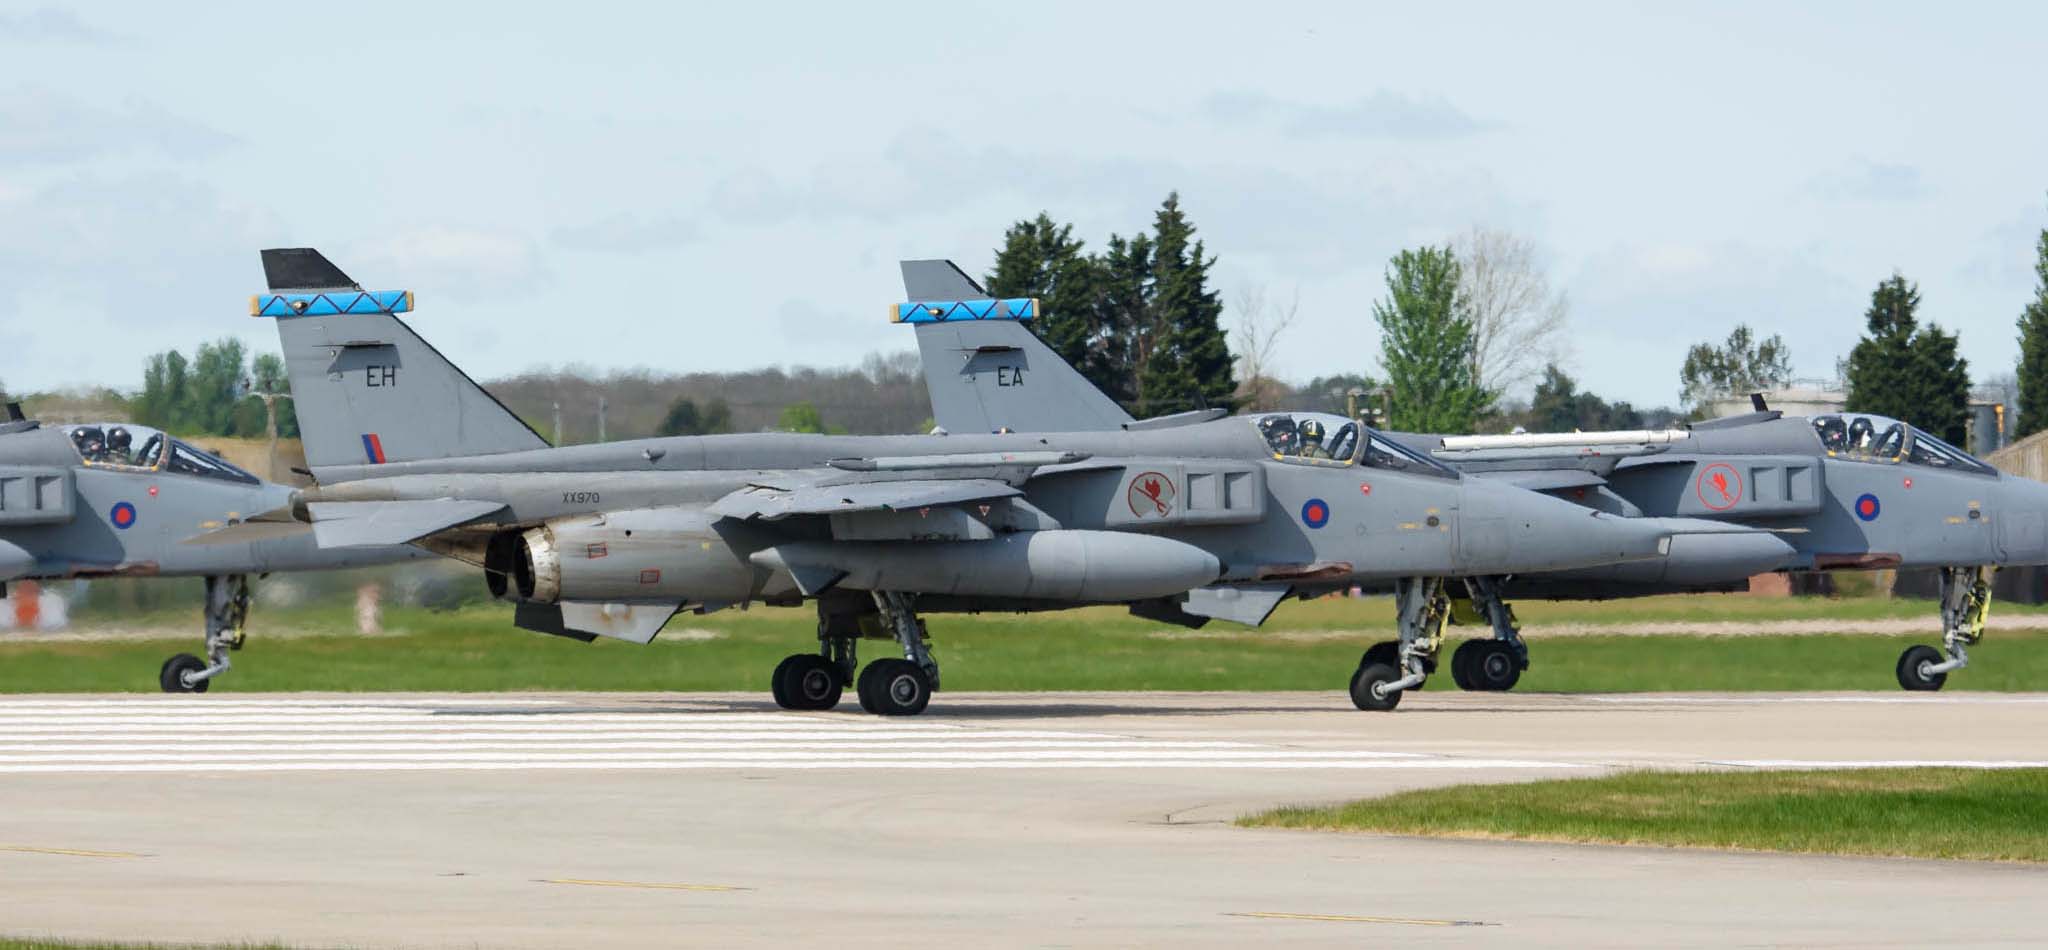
[1297,418,1325,445]
[106,426,132,454]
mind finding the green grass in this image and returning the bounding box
[4,594,2046,693]
[1240,768,2048,862]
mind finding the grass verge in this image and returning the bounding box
[3,595,2044,693]
[1240,768,2048,862]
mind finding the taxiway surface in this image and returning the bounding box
[2,690,2044,948]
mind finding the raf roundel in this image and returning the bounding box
[1300,497,1331,529]
[109,501,138,530]
[1854,492,1881,522]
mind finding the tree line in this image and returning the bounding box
[13,198,2046,450]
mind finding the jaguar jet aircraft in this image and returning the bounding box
[235,248,1771,712]
[0,403,427,690]
[896,259,2048,694]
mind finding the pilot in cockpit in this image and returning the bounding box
[70,426,107,462]
[1296,418,1329,459]
[105,426,135,466]
[1259,415,1298,456]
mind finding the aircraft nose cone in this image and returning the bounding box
[1456,479,1672,574]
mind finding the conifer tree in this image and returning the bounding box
[2015,225,2048,438]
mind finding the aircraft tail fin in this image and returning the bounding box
[896,259,1133,434]
[254,248,548,479]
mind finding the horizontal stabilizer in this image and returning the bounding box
[711,478,1021,522]
[306,499,505,548]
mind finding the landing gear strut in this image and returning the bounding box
[859,592,936,716]
[1450,576,1527,692]
[159,574,249,694]
[1897,565,1990,691]
[1351,577,1448,711]
[774,593,938,715]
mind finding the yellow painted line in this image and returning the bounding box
[539,877,750,892]
[0,844,147,859]
[1227,911,1491,927]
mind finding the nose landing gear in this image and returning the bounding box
[1897,565,1990,691]
[159,574,249,694]
[1350,576,1449,711]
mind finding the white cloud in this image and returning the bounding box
[0,7,119,45]
[0,86,234,168]
[1202,89,1494,139]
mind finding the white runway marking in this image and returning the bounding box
[0,699,1578,774]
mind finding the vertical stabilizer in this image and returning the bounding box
[254,248,548,478]
[897,259,1133,434]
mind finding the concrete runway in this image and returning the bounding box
[2,690,2045,948]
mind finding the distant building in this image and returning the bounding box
[1704,379,2009,455]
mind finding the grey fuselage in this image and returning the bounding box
[0,424,427,582]
[305,416,1690,612]
[1387,413,2048,598]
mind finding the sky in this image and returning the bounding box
[1,1,2044,408]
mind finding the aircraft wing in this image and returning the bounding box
[711,478,1021,522]
[1472,469,1610,492]
[305,499,507,548]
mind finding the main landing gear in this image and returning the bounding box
[159,574,249,693]
[1350,577,1449,711]
[1448,576,1528,693]
[1897,565,1990,691]
[772,592,939,716]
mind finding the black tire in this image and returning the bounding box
[159,654,209,694]
[770,655,797,708]
[1349,662,1403,711]
[856,660,885,713]
[775,654,843,711]
[1359,641,1399,670]
[1896,644,1948,692]
[859,659,932,716]
[1467,640,1523,692]
[1449,640,1480,691]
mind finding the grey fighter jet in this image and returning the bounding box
[897,259,2048,694]
[0,403,428,691]
[231,248,1773,713]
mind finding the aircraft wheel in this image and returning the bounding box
[1349,662,1403,711]
[1359,640,1399,670]
[858,659,931,716]
[1896,645,1948,692]
[1449,641,1481,691]
[770,655,796,708]
[159,654,209,694]
[1467,641,1523,692]
[774,654,843,711]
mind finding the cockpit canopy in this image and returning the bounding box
[61,424,259,484]
[1810,414,1995,476]
[1251,412,1455,477]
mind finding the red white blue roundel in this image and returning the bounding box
[109,501,138,530]
[1301,497,1330,529]
[1854,492,1880,522]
